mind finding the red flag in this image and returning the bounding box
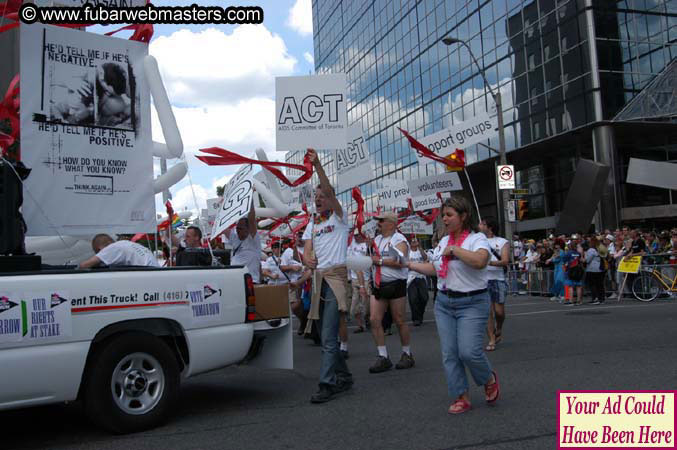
[197,147,314,187]
[351,187,365,235]
[399,128,466,170]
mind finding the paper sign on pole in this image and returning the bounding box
[398,216,433,235]
[211,164,256,237]
[275,73,347,152]
[362,219,379,238]
[407,172,462,197]
[497,165,515,189]
[618,256,642,274]
[411,195,442,211]
[336,124,372,192]
[415,112,498,166]
[508,200,516,222]
[206,197,222,221]
[20,24,155,235]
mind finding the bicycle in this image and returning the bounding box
[631,264,677,302]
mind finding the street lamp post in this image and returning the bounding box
[442,37,513,241]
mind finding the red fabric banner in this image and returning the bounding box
[351,187,365,235]
[398,127,466,170]
[197,147,314,187]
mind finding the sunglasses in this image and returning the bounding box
[377,218,385,223]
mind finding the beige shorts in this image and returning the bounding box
[350,281,371,317]
[289,286,301,304]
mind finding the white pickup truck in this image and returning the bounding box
[0,265,292,433]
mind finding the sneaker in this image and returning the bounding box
[340,350,349,360]
[395,352,415,370]
[369,356,393,373]
[385,328,393,336]
[335,377,353,393]
[591,300,601,305]
[310,385,336,403]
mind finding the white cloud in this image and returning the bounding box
[150,26,297,106]
[287,0,313,36]
[303,51,314,65]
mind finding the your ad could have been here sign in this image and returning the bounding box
[275,73,347,152]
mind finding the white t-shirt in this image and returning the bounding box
[372,232,409,282]
[433,232,490,292]
[347,240,371,281]
[97,240,159,267]
[486,236,509,281]
[229,231,262,283]
[279,248,303,282]
[302,212,349,270]
[407,249,427,284]
[264,256,287,285]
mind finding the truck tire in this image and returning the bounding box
[83,332,180,434]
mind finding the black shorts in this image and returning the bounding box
[372,279,407,300]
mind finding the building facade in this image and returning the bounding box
[286,0,677,235]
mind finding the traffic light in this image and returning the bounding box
[517,200,528,221]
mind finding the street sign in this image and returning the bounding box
[507,200,516,222]
[497,165,515,189]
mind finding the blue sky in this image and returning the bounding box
[93,0,314,218]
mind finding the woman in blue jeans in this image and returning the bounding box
[408,195,499,414]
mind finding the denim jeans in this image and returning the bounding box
[434,291,493,398]
[318,280,352,387]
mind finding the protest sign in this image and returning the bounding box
[377,180,410,208]
[411,195,442,211]
[398,216,433,235]
[407,172,462,197]
[618,256,642,274]
[275,73,347,152]
[24,291,72,340]
[0,293,22,344]
[336,124,372,192]
[415,112,498,166]
[20,24,155,235]
[211,164,256,237]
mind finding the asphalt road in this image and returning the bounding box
[4,295,677,450]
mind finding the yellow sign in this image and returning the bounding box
[444,153,463,172]
[618,256,642,274]
[558,391,675,448]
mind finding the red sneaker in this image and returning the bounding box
[448,397,471,414]
[485,371,500,404]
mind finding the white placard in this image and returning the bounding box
[211,164,256,237]
[415,112,498,166]
[275,73,347,152]
[411,195,442,211]
[407,172,463,197]
[362,219,379,238]
[20,24,155,235]
[497,165,515,189]
[187,283,223,326]
[377,180,410,208]
[24,291,72,340]
[336,124,372,192]
[398,216,433,235]
[0,292,22,343]
[206,197,222,221]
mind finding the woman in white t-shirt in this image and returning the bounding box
[368,211,414,373]
[408,196,499,415]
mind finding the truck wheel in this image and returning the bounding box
[83,332,180,434]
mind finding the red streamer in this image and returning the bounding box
[197,147,314,187]
[398,128,466,170]
[351,187,365,235]
[105,23,154,43]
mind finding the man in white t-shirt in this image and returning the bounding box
[407,237,428,326]
[303,149,352,404]
[262,242,288,285]
[79,234,160,268]
[225,200,262,283]
[479,218,510,351]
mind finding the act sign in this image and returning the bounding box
[497,165,515,189]
[275,73,347,152]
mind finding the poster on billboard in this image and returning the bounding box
[20,24,155,235]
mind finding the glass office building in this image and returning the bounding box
[287,0,677,233]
